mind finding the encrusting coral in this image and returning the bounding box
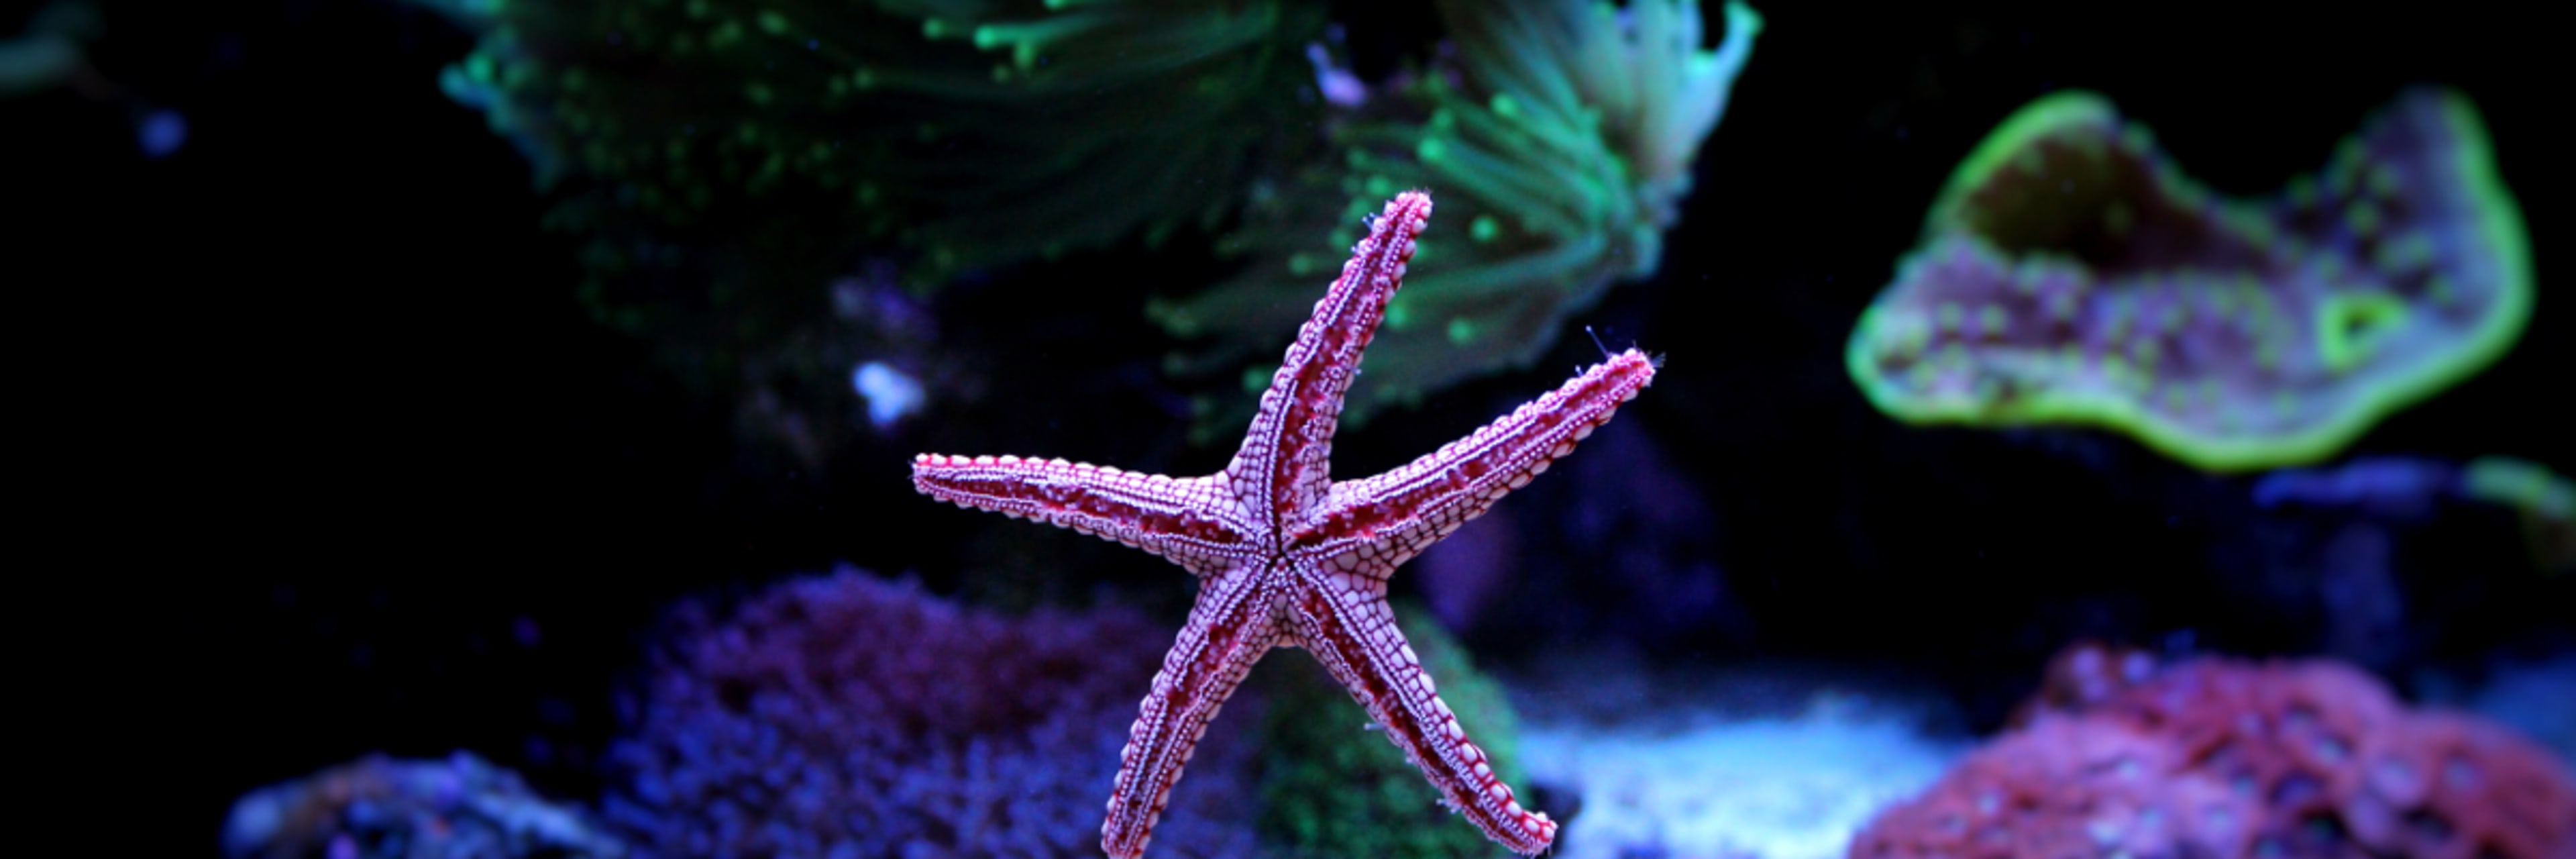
[598,566,1260,858]
[1846,89,2532,472]
[1850,656,2576,859]
[1158,0,1760,429]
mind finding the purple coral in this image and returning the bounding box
[600,566,1259,858]
[1851,656,2576,859]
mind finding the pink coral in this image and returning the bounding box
[1851,657,2576,859]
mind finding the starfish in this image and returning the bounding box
[912,190,1658,857]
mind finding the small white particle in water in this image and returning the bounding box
[852,361,926,430]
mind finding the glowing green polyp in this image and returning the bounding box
[1847,89,2533,471]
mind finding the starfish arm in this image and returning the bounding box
[1226,191,1434,532]
[1293,348,1659,572]
[1102,570,1285,859]
[911,454,1253,576]
[1286,575,1558,855]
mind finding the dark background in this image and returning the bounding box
[14,1,2565,853]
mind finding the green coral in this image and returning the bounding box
[1157,0,1761,434]
[1846,89,2532,471]
[421,0,1322,383]
[1257,601,1530,858]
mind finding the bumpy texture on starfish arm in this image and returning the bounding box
[915,190,1656,856]
[905,458,1252,577]
[1845,88,2530,471]
[1252,597,1530,857]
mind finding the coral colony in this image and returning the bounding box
[411,0,1326,430]
[1853,657,2576,859]
[1845,89,2532,471]
[913,191,1657,856]
[421,0,1313,290]
[598,569,1261,858]
[1157,0,1758,425]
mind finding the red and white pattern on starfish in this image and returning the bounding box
[913,190,1658,858]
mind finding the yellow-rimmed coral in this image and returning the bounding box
[1847,89,2532,471]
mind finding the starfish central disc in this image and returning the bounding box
[914,190,1658,857]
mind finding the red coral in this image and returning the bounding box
[1851,657,2576,859]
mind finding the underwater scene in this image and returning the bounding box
[28,0,2571,856]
